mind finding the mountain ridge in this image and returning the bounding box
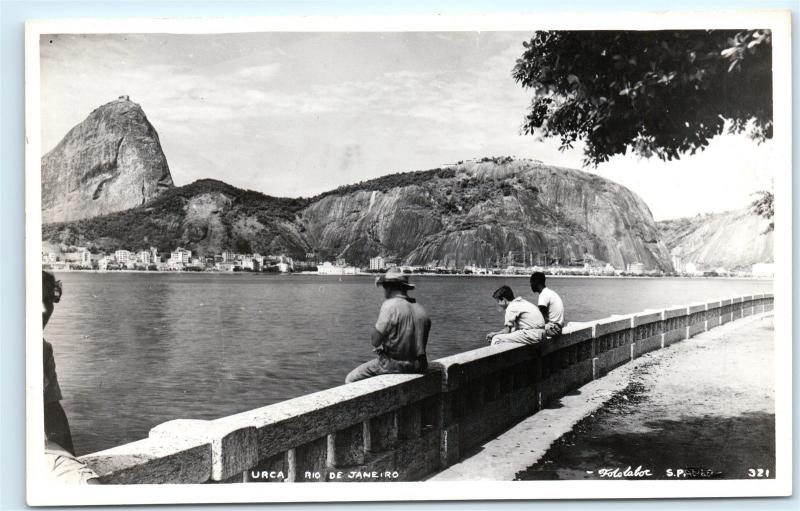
[41,100,673,270]
[656,209,773,271]
[43,157,674,271]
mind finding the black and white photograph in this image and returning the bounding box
[25,11,791,505]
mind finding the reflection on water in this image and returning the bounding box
[45,273,772,455]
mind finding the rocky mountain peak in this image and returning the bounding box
[41,96,174,223]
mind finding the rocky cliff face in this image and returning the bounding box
[41,97,174,223]
[657,210,773,271]
[301,159,672,270]
[42,157,673,271]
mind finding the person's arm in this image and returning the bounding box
[373,301,395,350]
[538,293,550,324]
[486,325,512,340]
[371,328,385,348]
[491,302,518,339]
[538,305,550,324]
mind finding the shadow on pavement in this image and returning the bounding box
[516,411,775,481]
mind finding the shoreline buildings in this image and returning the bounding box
[317,261,358,275]
[751,263,775,278]
[626,262,646,275]
[39,245,775,279]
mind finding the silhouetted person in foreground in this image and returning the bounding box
[43,270,99,484]
[346,268,431,383]
[486,285,546,345]
[42,271,73,453]
[530,271,565,338]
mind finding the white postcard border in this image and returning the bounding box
[24,10,792,505]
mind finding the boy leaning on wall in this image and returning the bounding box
[486,285,546,345]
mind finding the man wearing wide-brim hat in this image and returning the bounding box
[345,267,431,383]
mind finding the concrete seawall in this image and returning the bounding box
[78,293,774,484]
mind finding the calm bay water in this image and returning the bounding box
[45,272,772,455]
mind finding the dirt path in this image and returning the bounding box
[517,313,775,481]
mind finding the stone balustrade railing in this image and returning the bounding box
[79,293,773,483]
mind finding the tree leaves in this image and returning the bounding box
[513,30,773,166]
[750,190,774,231]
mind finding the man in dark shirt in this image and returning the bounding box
[43,270,100,483]
[345,268,431,383]
[42,270,74,454]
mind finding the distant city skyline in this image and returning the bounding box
[40,32,774,220]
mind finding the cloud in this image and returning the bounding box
[236,63,281,80]
[39,32,775,218]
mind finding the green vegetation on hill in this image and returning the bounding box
[42,178,309,253]
[43,157,672,270]
[165,179,309,220]
[298,157,670,269]
[312,157,518,199]
[312,156,527,206]
[312,167,456,199]
[40,95,668,268]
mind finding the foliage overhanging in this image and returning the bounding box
[512,30,773,166]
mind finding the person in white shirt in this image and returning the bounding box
[486,285,546,345]
[530,271,565,338]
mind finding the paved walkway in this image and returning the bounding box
[430,312,774,481]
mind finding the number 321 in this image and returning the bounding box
[748,468,770,478]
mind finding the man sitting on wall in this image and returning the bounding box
[486,285,546,345]
[530,271,565,338]
[345,268,431,383]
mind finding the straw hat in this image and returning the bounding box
[375,267,415,289]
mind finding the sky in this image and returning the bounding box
[39,32,775,220]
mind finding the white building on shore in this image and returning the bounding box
[463,264,488,275]
[169,247,192,268]
[683,262,700,275]
[369,256,386,271]
[115,250,132,265]
[752,263,775,277]
[98,256,111,270]
[78,248,91,267]
[626,262,646,275]
[138,250,152,265]
[317,261,357,275]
